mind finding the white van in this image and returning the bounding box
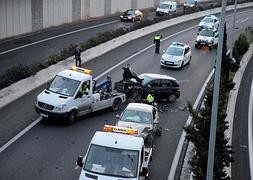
[156,1,177,16]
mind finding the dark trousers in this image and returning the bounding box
[75,57,81,67]
[155,42,160,54]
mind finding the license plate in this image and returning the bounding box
[40,113,48,118]
[166,62,173,65]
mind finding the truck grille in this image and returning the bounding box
[38,102,54,110]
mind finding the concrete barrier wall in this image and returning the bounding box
[0,0,212,40]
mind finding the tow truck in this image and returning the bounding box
[34,66,126,125]
[76,125,152,180]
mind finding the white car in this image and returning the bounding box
[198,15,219,31]
[156,1,177,16]
[161,42,191,69]
[195,28,219,50]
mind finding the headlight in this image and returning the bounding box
[54,104,66,112]
[161,58,165,62]
[128,16,132,19]
[176,59,183,63]
[120,15,123,18]
[208,39,213,43]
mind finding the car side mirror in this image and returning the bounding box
[140,167,148,177]
[75,91,83,99]
[116,114,120,118]
[76,156,84,167]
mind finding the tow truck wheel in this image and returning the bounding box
[111,99,122,111]
[66,111,77,125]
[168,94,177,103]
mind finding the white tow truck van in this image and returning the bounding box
[35,66,126,125]
[76,125,152,180]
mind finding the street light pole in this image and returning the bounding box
[206,0,227,179]
[230,0,238,58]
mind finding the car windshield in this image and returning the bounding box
[121,109,152,124]
[186,0,195,4]
[48,75,80,97]
[126,10,135,15]
[199,29,213,37]
[138,74,152,85]
[160,4,171,9]
[166,46,184,56]
[202,17,214,23]
[84,144,139,178]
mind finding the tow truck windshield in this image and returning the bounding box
[48,75,80,97]
[84,144,139,178]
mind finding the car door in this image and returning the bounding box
[159,79,173,99]
[183,47,190,64]
[74,81,93,115]
[213,32,219,45]
[146,79,161,98]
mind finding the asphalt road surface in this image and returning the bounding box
[232,56,253,180]
[0,7,252,180]
[0,2,211,73]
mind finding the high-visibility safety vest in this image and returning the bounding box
[154,35,161,40]
[147,94,154,103]
[80,87,89,94]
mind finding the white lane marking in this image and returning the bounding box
[0,20,120,56]
[0,117,42,154]
[248,78,253,180]
[167,69,214,180]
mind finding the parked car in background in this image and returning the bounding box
[161,42,191,69]
[198,15,219,31]
[156,1,177,16]
[184,0,198,9]
[120,9,143,22]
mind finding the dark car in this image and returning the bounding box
[183,0,198,10]
[120,9,143,22]
[115,73,180,102]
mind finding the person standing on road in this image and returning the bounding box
[73,46,82,67]
[153,34,163,54]
[146,93,155,105]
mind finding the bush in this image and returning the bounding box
[0,64,35,89]
[48,53,61,65]
[233,33,249,62]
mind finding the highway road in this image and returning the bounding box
[0,3,211,73]
[0,7,252,180]
[232,55,253,180]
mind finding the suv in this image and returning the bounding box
[195,28,219,49]
[115,73,180,102]
[198,15,219,31]
[161,42,191,69]
[116,103,161,147]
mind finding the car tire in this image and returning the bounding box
[66,110,77,125]
[156,127,162,136]
[179,62,184,69]
[188,56,192,65]
[168,94,177,103]
[111,99,122,111]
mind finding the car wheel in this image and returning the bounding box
[179,61,184,69]
[156,127,162,136]
[66,110,77,125]
[188,56,192,65]
[111,99,122,111]
[168,94,177,103]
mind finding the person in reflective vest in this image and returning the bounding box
[147,93,154,104]
[80,83,89,95]
[153,34,163,54]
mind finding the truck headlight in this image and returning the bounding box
[54,104,66,112]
